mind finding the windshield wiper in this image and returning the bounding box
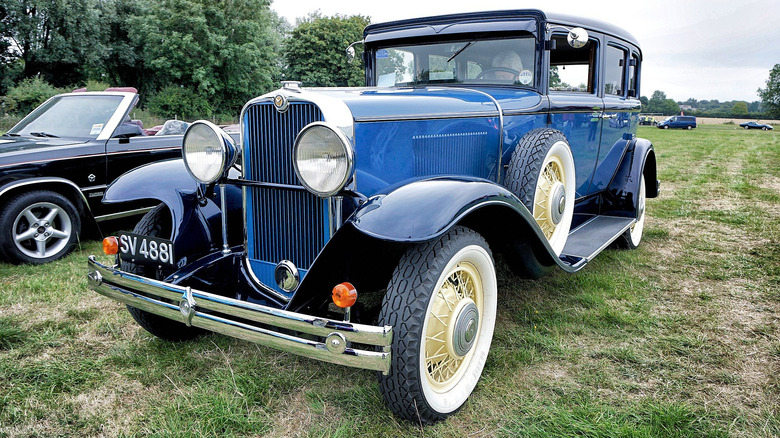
[1,132,20,137]
[29,132,59,138]
[447,41,475,63]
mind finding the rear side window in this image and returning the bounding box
[549,34,597,93]
[627,53,640,97]
[604,45,627,96]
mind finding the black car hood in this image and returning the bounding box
[0,136,93,168]
[0,136,88,153]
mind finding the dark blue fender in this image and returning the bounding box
[603,137,658,218]
[349,176,569,272]
[103,159,243,264]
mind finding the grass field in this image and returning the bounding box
[1,125,778,437]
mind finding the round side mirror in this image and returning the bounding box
[567,27,589,48]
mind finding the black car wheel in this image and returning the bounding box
[0,190,80,264]
[378,226,497,424]
[744,125,750,130]
[123,204,204,341]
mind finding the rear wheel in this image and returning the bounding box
[0,190,80,264]
[378,227,497,424]
[123,204,204,341]
[618,175,646,249]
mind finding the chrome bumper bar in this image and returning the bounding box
[87,256,392,374]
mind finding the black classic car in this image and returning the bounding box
[739,121,773,130]
[0,88,192,264]
[89,10,658,423]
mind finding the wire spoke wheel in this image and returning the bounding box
[378,227,497,424]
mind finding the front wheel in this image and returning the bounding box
[0,190,80,264]
[378,226,497,424]
[744,125,750,130]
[663,125,669,129]
[122,204,204,341]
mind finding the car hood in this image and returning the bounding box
[300,86,542,121]
[0,136,91,166]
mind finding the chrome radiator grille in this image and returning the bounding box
[243,101,326,278]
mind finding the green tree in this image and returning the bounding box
[1,0,104,87]
[283,13,369,87]
[732,101,748,115]
[758,64,780,118]
[129,0,284,115]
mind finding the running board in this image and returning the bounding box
[560,215,635,262]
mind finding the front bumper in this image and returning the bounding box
[87,256,392,374]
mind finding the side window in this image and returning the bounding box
[628,53,640,97]
[604,45,627,96]
[549,34,597,93]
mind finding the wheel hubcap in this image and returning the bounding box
[448,299,479,358]
[425,262,483,390]
[13,202,72,259]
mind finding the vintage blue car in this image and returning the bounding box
[88,9,658,423]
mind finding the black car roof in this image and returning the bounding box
[364,9,640,49]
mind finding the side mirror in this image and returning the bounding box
[346,40,363,64]
[567,27,589,48]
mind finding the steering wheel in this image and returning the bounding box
[476,67,520,80]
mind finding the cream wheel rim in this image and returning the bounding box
[424,261,483,392]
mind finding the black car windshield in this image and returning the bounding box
[8,94,124,138]
[375,36,537,87]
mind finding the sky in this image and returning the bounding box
[271,0,780,103]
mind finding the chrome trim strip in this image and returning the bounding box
[94,207,153,222]
[0,177,91,213]
[88,256,392,373]
[80,184,108,192]
[353,111,499,123]
[436,87,505,184]
[244,258,292,303]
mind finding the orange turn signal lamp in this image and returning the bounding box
[332,282,357,308]
[103,236,118,255]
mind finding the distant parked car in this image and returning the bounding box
[657,115,696,129]
[639,115,656,125]
[0,87,200,264]
[739,121,773,130]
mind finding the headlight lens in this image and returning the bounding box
[182,121,236,184]
[293,123,353,197]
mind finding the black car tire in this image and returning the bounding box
[744,125,750,130]
[123,204,205,341]
[687,125,692,130]
[504,128,575,255]
[615,175,646,249]
[0,190,80,264]
[663,125,669,129]
[378,226,497,424]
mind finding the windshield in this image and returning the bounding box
[374,36,537,87]
[9,94,124,138]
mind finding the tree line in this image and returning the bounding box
[0,0,367,119]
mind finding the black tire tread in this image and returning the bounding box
[504,128,568,213]
[122,204,204,342]
[377,226,490,424]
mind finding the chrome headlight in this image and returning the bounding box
[182,121,238,184]
[293,122,354,197]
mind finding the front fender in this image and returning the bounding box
[104,159,242,262]
[348,177,570,273]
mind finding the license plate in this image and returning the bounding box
[118,232,176,267]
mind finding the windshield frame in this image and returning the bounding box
[367,32,542,90]
[7,92,138,141]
